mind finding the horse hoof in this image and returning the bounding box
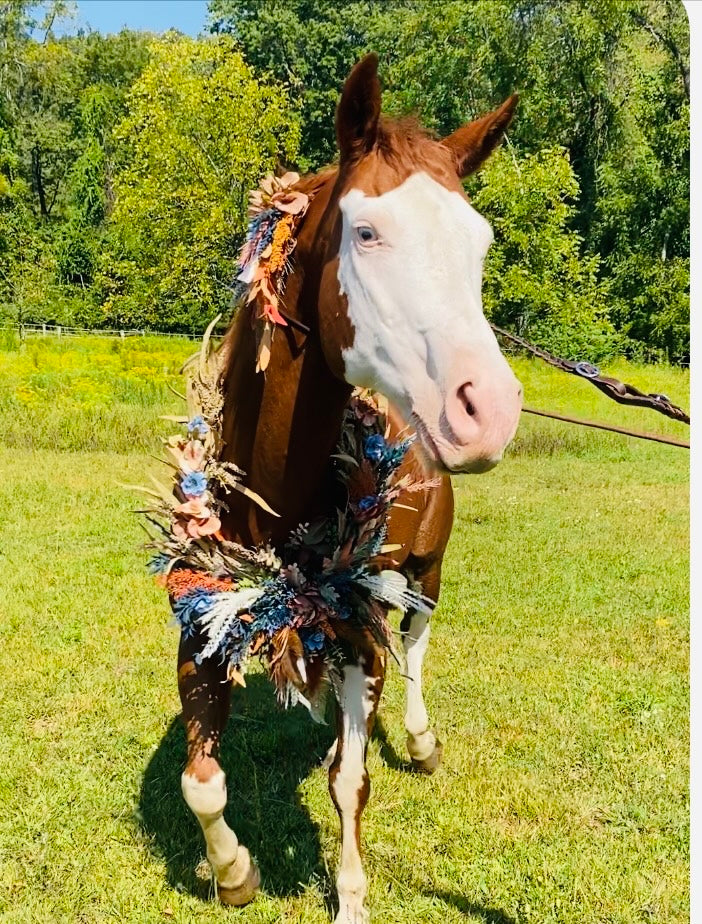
[217,860,261,906]
[411,738,443,774]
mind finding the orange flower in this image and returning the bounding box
[166,569,236,599]
[262,300,287,326]
[257,274,288,327]
[268,214,294,272]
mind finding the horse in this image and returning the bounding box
[176,54,522,924]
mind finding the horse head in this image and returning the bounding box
[315,54,522,473]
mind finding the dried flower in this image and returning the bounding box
[182,439,206,471]
[364,433,387,462]
[187,415,210,436]
[181,471,207,497]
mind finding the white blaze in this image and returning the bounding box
[337,172,498,420]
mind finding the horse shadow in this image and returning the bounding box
[137,679,516,922]
[427,893,517,924]
[137,672,334,900]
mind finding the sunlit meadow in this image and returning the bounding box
[0,332,688,923]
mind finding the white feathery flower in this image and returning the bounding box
[356,570,434,614]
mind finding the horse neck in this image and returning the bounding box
[219,177,351,547]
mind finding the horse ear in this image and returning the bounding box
[441,94,518,178]
[336,53,381,164]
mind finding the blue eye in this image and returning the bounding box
[356,225,378,245]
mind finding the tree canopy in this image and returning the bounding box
[0,0,689,361]
[100,35,299,330]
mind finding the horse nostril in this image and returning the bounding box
[459,384,477,417]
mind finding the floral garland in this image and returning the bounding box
[144,382,430,698]
[140,173,432,704]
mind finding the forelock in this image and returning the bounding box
[376,118,455,178]
[342,116,461,194]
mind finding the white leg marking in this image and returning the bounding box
[323,738,338,770]
[331,664,378,924]
[403,611,437,762]
[181,770,254,890]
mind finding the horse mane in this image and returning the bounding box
[294,115,456,197]
[295,164,338,196]
[220,165,337,361]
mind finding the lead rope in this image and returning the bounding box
[490,324,690,449]
[490,324,690,425]
[521,406,689,449]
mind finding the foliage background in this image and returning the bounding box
[0,0,690,360]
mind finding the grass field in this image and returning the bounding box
[0,334,689,923]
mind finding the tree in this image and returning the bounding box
[590,0,689,360]
[0,1,689,355]
[471,147,620,361]
[208,0,410,170]
[0,18,152,324]
[212,0,687,359]
[100,35,300,331]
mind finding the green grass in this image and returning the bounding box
[0,336,689,923]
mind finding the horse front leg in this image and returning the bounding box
[401,563,443,773]
[177,632,260,905]
[329,641,386,924]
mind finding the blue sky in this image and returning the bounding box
[50,1,210,37]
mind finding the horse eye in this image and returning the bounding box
[355,225,378,245]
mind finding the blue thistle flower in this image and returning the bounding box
[181,471,207,497]
[378,437,414,476]
[187,415,210,436]
[363,433,387,462]
[300,628,326,654]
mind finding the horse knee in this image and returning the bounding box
[181,760,227,819]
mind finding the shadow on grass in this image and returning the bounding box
[138,680,516,922]
[373,714,413,772]
[428,891,517,923]
[138,672,334,901]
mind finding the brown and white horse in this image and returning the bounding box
[177,54,522,923]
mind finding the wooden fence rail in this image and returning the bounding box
[5,323,201,341]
